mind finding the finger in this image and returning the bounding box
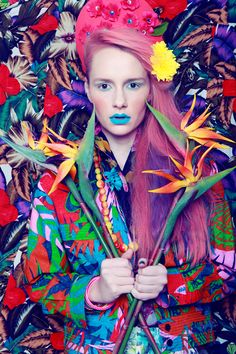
[134,282,163,293]
[102,258,132,269]
[116,284,134,295]
[116,276,134,286]
[102,267,133,277]
[138,264,167,276]
[121,248,133,260]
[136,274,167,286]
[131,288,159,301]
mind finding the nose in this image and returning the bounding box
[112,88,127,109]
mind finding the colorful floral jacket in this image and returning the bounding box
[24,133,236,354]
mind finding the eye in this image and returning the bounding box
[97,83,111,91]
[127,82,142,89]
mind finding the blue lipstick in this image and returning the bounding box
[109,114,131,125]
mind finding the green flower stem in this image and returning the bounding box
[65,176,160,353]
[114,191,183,354]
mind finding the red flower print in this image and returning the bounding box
[121,0,140,11]
[87,0,104,17]
[77,25,94,44]
[0,64,21,105]
[139,21,154,34]
[43,85,63,118]
[122,13,139,28]
[0,189,18,226]
[102,3,121,22]
[50,332,65,350]
[30,13,58,35]
[223,80,236,97]
[3,274,26,310]
[145,0,187,20]
[142,11,158,27]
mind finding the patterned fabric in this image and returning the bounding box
[0,0,235,352]
[24,132,236,353]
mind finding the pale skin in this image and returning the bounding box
[85,46,167,304]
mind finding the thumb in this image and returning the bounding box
[121,248,133,260]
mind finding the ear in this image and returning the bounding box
[84,78,93,103]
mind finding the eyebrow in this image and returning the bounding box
[93,77,147,83]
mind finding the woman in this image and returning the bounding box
[24,1,236,353]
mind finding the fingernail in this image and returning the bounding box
[138,258,147,267]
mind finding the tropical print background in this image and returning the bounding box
[0,0,235,352]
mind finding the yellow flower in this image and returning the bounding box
[150,41,180,82]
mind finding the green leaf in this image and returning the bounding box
[146,102,186,155]
[192,166,236,200]
[0,135,56,172]
[58,0,65,12]
[152,22,169,36]
[76,108,101,219]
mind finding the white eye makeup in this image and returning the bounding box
[94,80,145,92]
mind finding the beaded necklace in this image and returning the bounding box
[93,149,138,254]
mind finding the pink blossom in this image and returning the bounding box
[142,11,158,27]
[102,3,121,22]
[87,0,104,17]
[139,22,154,35]
[77,25,93,44]
[120,0,140,11]
[122,13,139,28]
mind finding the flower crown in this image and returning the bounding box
[75,0,180,81]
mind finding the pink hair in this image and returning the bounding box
[84,28,212,264]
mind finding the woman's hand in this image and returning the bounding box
[131,260,167,301]
[88,249,134,304]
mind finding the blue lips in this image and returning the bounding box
[109,114,131,125]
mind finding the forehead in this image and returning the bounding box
[88,46,147,80]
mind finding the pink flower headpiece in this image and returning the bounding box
[75,0,161,72]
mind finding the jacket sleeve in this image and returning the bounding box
[24,177,99,329]
[157,181,236,308]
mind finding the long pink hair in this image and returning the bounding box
[84,28,212,264]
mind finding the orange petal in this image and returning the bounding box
[49,159,74,194]
[37,120,49,150]
[46,126,78,148]
[180,94,196,130]
[22,122,35,149]
[196,144,216,179]
[69,164,77,180]
[184,106,211,133]
[187,137,227,149]
[189,128,234,142]
[39,142,77,157]
[169,156,193,179]
[143,170,177,182]
[184,142,200,171]
[148,180,187,194]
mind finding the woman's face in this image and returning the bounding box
[85,46,150,138]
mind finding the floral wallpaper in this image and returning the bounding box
[0,0,235,352]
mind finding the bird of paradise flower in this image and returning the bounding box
[146,94,234,156]
[37,126,80,195]
[144,141,215,194]
[180,95,234,148]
